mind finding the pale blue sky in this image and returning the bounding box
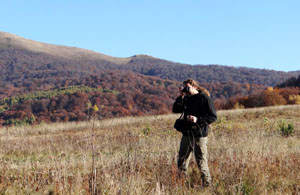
[1,0,299,71]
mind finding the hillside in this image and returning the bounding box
[0,31,298,97]
[0,105,299,194]
[277,74,300,88]
[215,74,300,110]
[1,31,300,125]
[0,31,130,64]
[0,71,180,126]
[120,56,297,86]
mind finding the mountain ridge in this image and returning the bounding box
[1,31,299,126]
[0,31,299,100]
[0,31,131,64]
[1,31,299,73]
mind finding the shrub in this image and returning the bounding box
[3,115,35,126]
[278,120,294,137]
[233,102,244,109]
[142,126,151,136]
[262,90,287,106]
[288,95,300,104]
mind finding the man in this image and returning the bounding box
[172,79,217,187]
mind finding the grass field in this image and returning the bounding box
[0,105,299,194]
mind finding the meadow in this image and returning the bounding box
[0,105,299,194]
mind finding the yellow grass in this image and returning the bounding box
[0,105,299,194]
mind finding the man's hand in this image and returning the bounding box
[187,115,197,123]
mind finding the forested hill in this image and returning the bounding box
[0,31,298,94]
[1,31,300,126]
[0,72,180,126]
[119,55,297,86]
[277,75,300,88]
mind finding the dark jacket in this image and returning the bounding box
[172,92,217,137]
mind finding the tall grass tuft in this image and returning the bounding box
[278,120,294,137]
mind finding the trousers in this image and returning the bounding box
[177,135,211,185]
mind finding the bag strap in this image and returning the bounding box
[179,100,185,119]
[178,111,184,120]
[179,99,186,120]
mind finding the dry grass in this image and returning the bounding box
[0,105,299,194]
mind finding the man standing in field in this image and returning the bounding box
[173,79,217,187]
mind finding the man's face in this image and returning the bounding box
[185,83,192,88]
[182,83,193,94]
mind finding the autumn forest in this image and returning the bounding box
[0,32,299,126]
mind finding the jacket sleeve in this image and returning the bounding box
[172,96,184,113]
[198,94,217,125]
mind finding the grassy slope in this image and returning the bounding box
[0,105,299,194]
[0,31,130,64]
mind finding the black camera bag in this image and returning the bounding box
[174,112,202,136]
